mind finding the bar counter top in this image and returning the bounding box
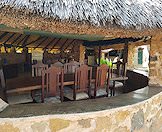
[0,86,162,118]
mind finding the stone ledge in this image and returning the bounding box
[0,87,161,131]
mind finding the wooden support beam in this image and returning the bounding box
[34,37,48,49]
[22,35,30,47]
[123,42,128,76]
[50,38,62,50]
[2,33,16,52]
[3,33,16,44]
[64,39,75,51]
[43,38,56,50]
[22,36,43,47]
[98,46,101,66]
[59,39,69,51]
[0,32,8,40]
[16,35,27,47]
[70,42,76,52]
[11,34,22,44]
[123,41,128,63]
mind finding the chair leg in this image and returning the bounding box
[94,89,96,99]
[31,90,36,102]
[73,93,76,100]
[60,88,64,102]
[113,88,115,96]
[41,89,44,103]
[73,89,76,100]
[106,89,109,97]
[110,88,113,96]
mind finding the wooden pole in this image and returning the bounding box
[98,46,101,66]
[123,41,128,76]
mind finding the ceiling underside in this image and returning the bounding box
[0,31,83,50]
[0,26,144,50]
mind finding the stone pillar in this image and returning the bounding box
[127,44,136,69]
[149,33,162,86]
[79,44,85,64]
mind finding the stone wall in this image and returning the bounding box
[0,91,161,132]
[149,32,162,86]
[127,43,136,69]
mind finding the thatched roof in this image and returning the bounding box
[0,0,162,38]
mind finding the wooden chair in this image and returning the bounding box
[93,64,110,98]
[64,65,92,100]
[32,63,48,77]
[64,62,79,74]
[41,66,64,103]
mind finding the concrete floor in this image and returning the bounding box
[0,86,161,118]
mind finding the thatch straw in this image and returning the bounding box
[0,0,162,30]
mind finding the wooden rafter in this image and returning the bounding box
[34,37,48,49]
[64,39,76,51]
[50,38,61,50]
[59,39,69,51]
[43,38,56,50]
[22,35,30,47]
[16,35,27,47]
[70,42,76,52]
[22,36,43,47]
[2,33,16,52]
[11,34,22,44]
[0,32,9,40]
[3,33,16,44]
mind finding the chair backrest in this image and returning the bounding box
[74,65,92,94]
[51,61,64,68]
[41,66,64,102]
[95,64,110,90]
[32,63,48,77]
[64,62,79,74]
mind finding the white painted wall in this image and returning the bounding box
[134,45,150,70]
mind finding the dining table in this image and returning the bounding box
[6,72,128,97]
[6,73,75,94]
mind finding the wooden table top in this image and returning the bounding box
[6,73,74,89]
[6,73,128,94]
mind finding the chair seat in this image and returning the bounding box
[109,81,123,88]
[34,95,61,103]
[7,93,33,105]
[64,87,89,100]
[44,96,61,103]
[91,88,107,97]
[90,83,108,97]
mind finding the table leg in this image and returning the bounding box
[110,87,113,97]
[113,81,115,96]
[110,81,115,96]
[31,90,36,102]
[122,80,126,93]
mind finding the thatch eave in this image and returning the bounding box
[1,0,162,29]
[0,4,162,38]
